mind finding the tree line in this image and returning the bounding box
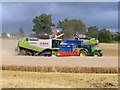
[2,13,119,43]
[86,26,120,43]
[1,27,25,39]
[32,13,119,43]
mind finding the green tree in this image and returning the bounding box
[57,18,86,39]
[18,27,25,38]
[117,32,120,42]
[113,32,120,42]
[86,26,99,39]
[110,32,117,42]
[32,13,55,37]
[98,28,112,43]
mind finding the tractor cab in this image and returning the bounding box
[82,45,92,53]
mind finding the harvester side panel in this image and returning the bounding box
[38,39,52,49]
[19,41,44,52]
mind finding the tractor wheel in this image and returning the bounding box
[79,50,87,57]
[93,52,100,57]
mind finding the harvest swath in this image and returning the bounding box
[2,65,118,73]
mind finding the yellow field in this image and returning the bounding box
[1,39,119,88]
[98,43,118,56]
[2,70,118,88]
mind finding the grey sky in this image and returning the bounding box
[1,0,120,2]
[1,2,118,34]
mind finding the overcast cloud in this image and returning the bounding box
[2,2,118,34]
[2,0,120,2]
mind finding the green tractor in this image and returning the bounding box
[79,45,103,57]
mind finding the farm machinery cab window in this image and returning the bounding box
[52,40,61,48]
[83,45,92,51]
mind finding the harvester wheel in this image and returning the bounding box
[79,50,87,57]
[34,52,40,56]
[26,51,32,56]
[19,50,26,55]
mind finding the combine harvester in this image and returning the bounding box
[15,34,64,56]
[15,33,103,57]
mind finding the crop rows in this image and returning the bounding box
[2,65,118,73]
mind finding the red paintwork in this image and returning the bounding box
[57,51,78,57]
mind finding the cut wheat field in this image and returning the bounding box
[1,39,118,73]
[1,70,118,88]
[1,39,119,88]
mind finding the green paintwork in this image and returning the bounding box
[81,45,103,56]
[92,47,99,52]
[18,41,44,52]
[18,40,60,53]
[50,48,59,51]
[92,47,103,56]
[84,39,99,45]
[83,48,89,53]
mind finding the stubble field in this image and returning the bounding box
[1,39,119,88]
